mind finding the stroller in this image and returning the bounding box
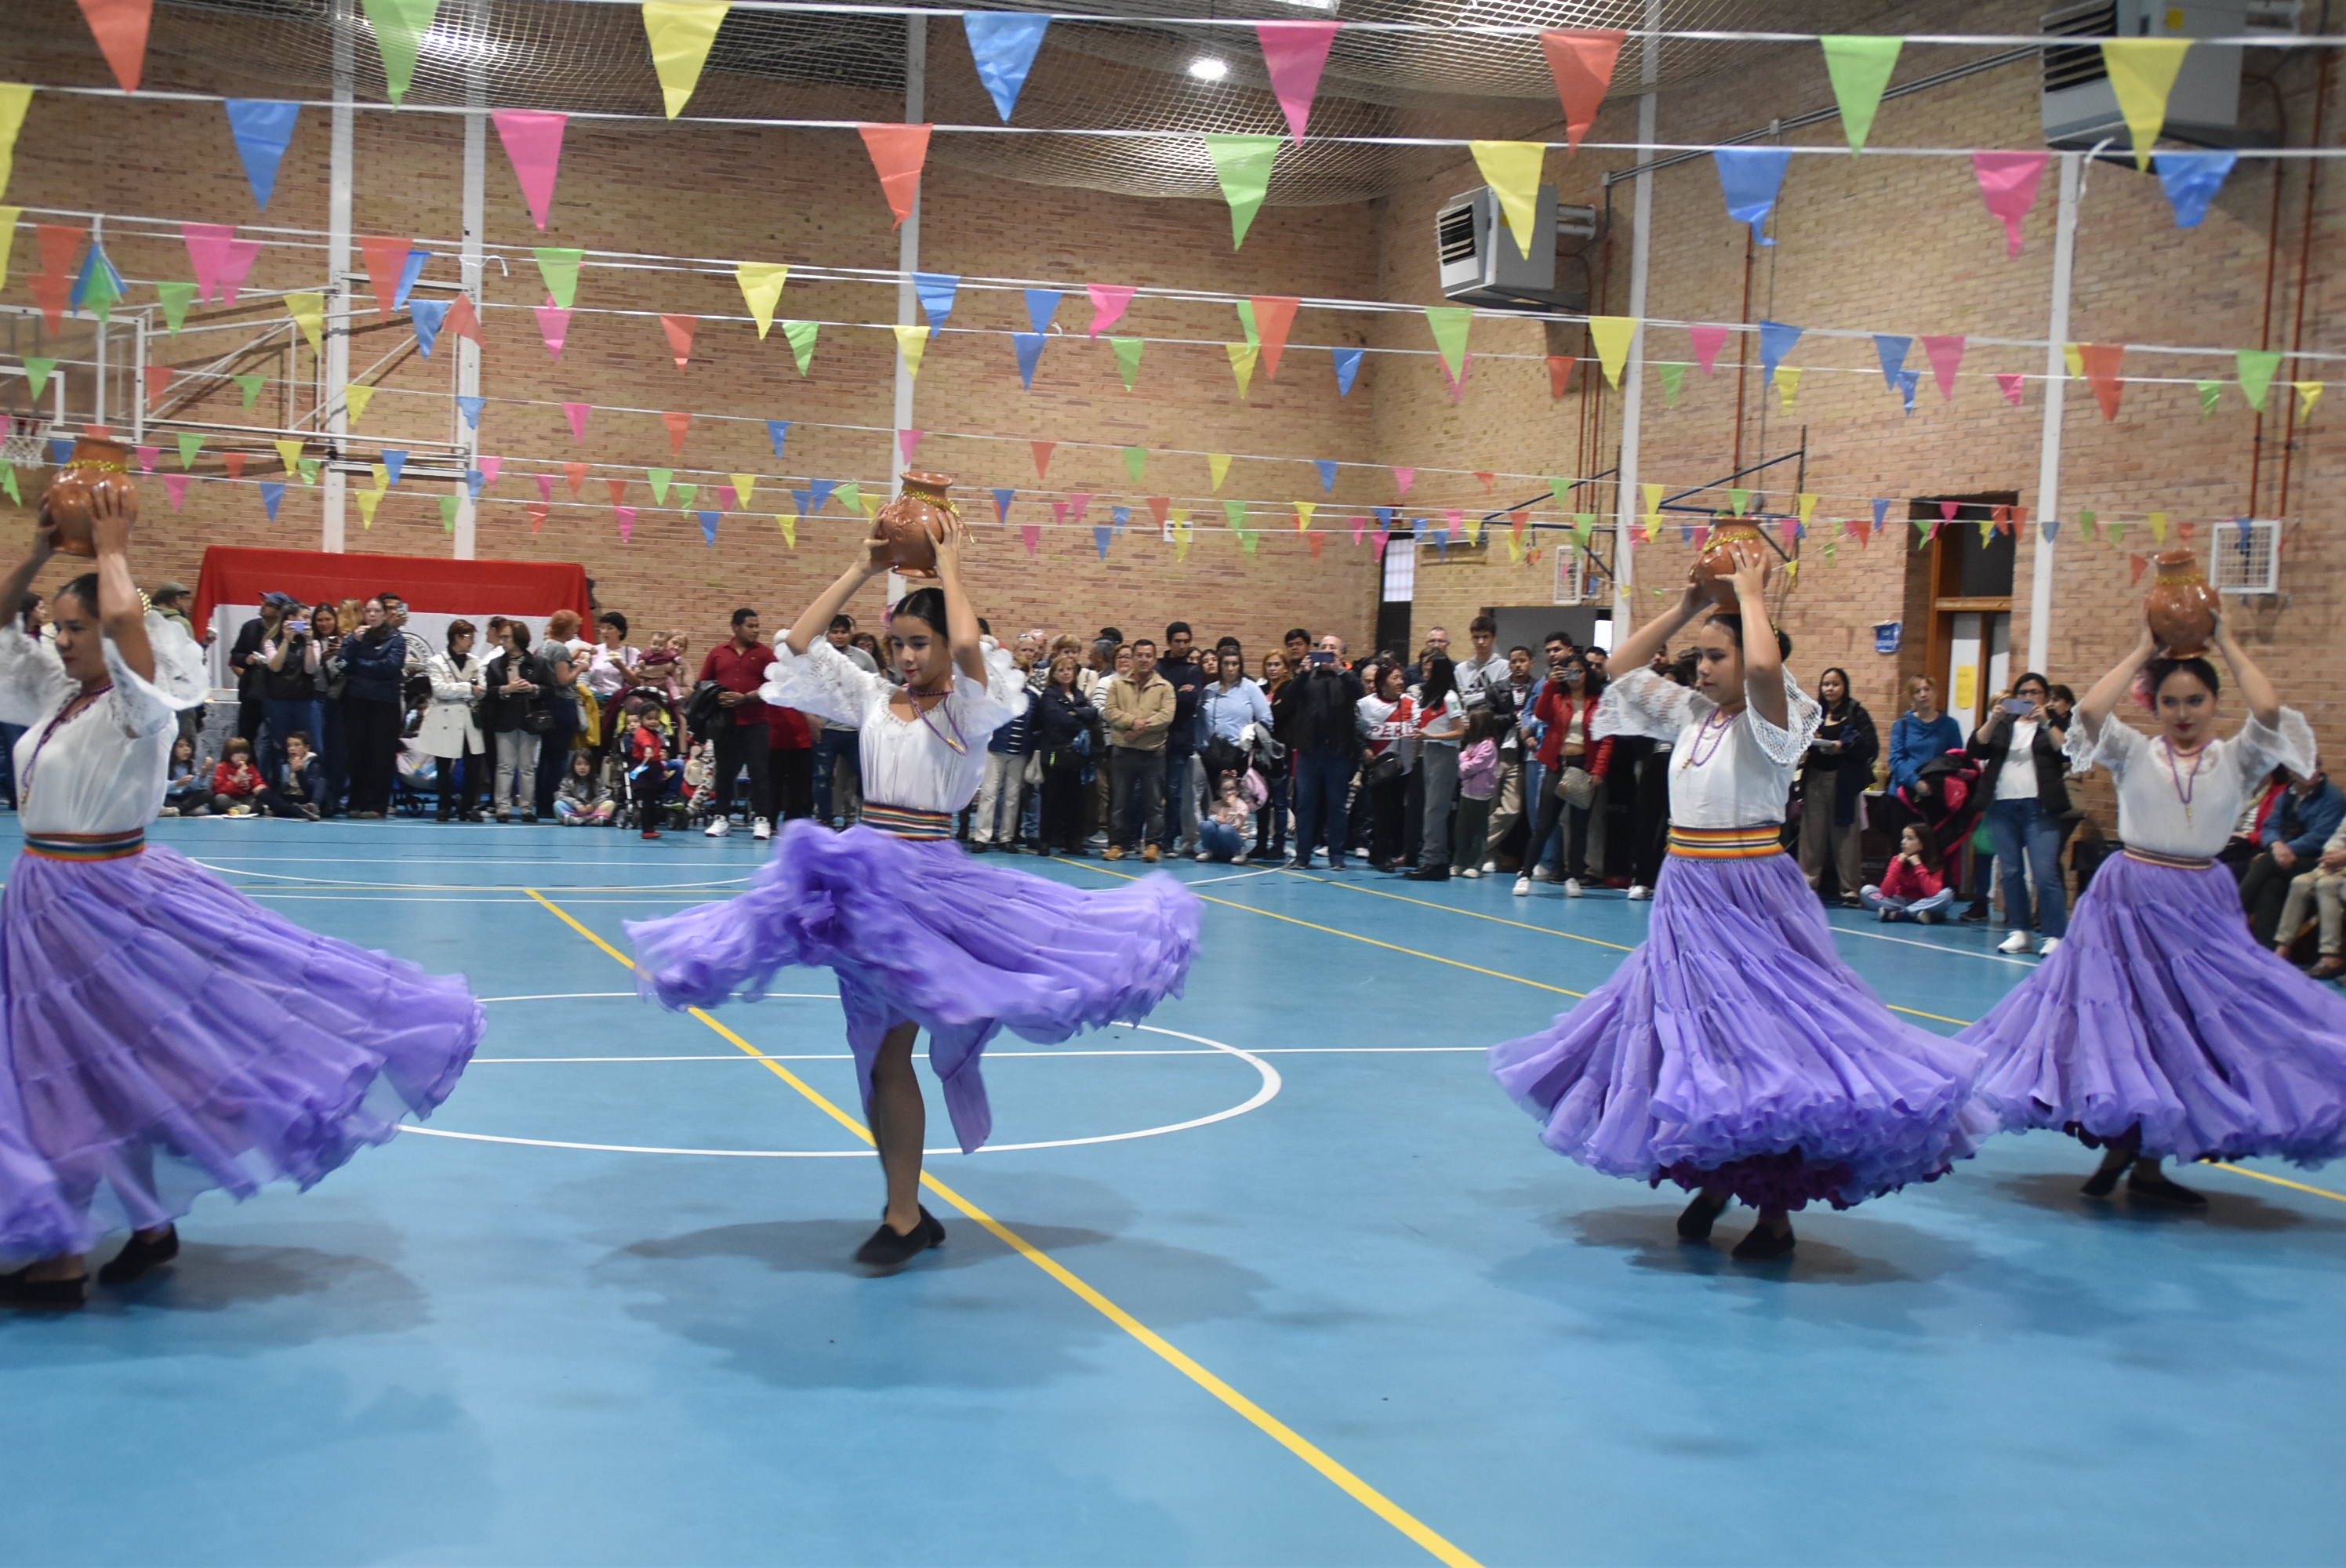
[1896,746,1987,873]
[615,686,688,837]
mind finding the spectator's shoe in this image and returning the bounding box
[1996,931,2035,954]
[704,818,732,837]
[1459,866,1480,879]
[1194,851,1211,862]
[1627,884,1653,902]
[520,814,540,825]
[854,1207,946,1272]
[2308,957,2346,982]
[158,807,177,818]
[1531,866,1556,882]
[1327,858,1349,871]
[641,827,663,840]
[1104,844,1125,861]
[1513,876,1533,896]
[1959,907,1990,924]
[1481,860,1500,875]
[1404,866,1449,881]
[1233,851,1250,866]
[97,1227,177,1287]
[350,811,383,820]
[753,817,773,841]
[1281,855,1312,871]
[968,840,990,853]
[2036,936,2062,957]
[495,811,511,824]
[300,804,321,821]
[1142,845,1161,863]
[1564,877,1585,897]
[1916,908,1944,925]
[1369,858,1394,873]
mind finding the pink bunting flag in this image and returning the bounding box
[534,472,554,503]
[1938,499,1959,522]
[1087,284,1135,336]
[1372,526,1390,561]
[480,455,504,486]
[1349,515,1367,544]
[1050,499,1069,528]
[218,238,263,304]
[1392,466,1414,495]
[1972,151,2050,258]
[1443,354,1473,404]
[615,505,635,543]
[1778,517,1799,548]
[899,428,924,464]
[163,474,189,508]
[1921,334,1966,401]
[858,123,933,227]
[1067,492,1093,524]
[533,305,572,358]
[1021,524,1040,555]
[1996,372,2025,405]
[561,401,589,441]
[1256,20,1341,144]
[660,314,696,368]
[182,222,230,303]
[1688,323,1730,376]
[134,445,158,472]
[490,109,567,230]
[528,502,549,535]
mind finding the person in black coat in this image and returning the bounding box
[481,620,556,822]
[1032,652,1099,855]
[1284,634,1365,871]
[1797,667,1880,903]
[1968,670,2073,955]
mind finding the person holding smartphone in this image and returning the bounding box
[1967,673,2072,955]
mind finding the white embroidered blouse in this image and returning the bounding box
[0,615,208,836]
[1593,665,1822,829]
[761,634,1026,814]
[2065,706,2316,860]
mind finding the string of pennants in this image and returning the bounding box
[0,12,2268,255]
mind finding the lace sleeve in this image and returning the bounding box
[2063,712,2151,780]
[1744,669,1824,768]
[101,613,209,739]
[761,637,885,728]
[946,647,1026,742]
[2230,706,2317,788]
[1592,666,1701,743]
[0,623,75,728]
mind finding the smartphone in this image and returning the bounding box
[285,618,309,637]
[1999,696,2035,715]
[1309,651,1336,666]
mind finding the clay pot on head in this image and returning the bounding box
[2145,550,2219,657]
[1690,519,1770,613]
[42,436,136,558]
[873,471,957,580]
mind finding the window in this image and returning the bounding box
[1381,539,1417,603]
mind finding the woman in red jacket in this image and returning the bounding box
[1514,655,1613,898]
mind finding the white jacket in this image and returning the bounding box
[416,651,485,757]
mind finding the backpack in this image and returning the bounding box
[1899,747,1987,849]
[682,679,727,740]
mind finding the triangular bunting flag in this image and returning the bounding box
[1819,35,1901,151]
[1921,334,1966,401]
[532,304,571,358]
[1469,140,1547,259]
[1996,372,2025,405]
[2155,149,2237,228]
[223,99,300,209]
[642,0,732,118]
[1425,306,1472,378]
[2102,38,2192,169]
[1332,345,1363,397]
[1872,333,1910,390]
[343,383,375,423]
[1013,332,1045,389]
[1587,315,1636,388]
[1972,151,2049,256]
[913,270,960,326]
[1121,445,1146,484]
[154,279,195,333]
[892,322,929,378]
[1251,295,1299,378]
[659,312,696,368]
[1757,320,1802,385]
[533,247,583,308]
[562,401,588,440]
[735,262,786,337]
[1086,283,1133,336]
[1204,134,1280,248]
[1030,441,1054,480]
[1538,28,1624,154]
[1226,342,1259,399]
[781,319,818,375]
[1210,453,1233,491]
[358,0,439,105]
[1109,336,1142,390]
[490,107,566,227]
[964,11,1051,122]
[859,122,932,227]
[2079,343,2126,420]
[1256,20,1340,144]
[2236,348,2282,412]
[1689,322,1730,375]
[1713,147,1790,244]
[647,466,674,503]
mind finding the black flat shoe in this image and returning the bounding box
[2080,1166,2125,1198]
[854,1206,946,1272]
[1730,1222,1796,1261]
[1403,866,1449,881]
[98,1227,179,1287]
[0,1269,88,1309]
[2128,1169,2208,1207]
[1676,1192,1729,1240]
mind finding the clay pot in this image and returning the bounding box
[1690,519,1770,612]
[873,471,957,579]
[42,436,137,558]
[2145,550,2219,656]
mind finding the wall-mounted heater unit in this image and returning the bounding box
[1436,184,1596,312]
[2042,1,2260,151]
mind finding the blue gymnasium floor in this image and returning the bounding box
[7,820,2344,1568]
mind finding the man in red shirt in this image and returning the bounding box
[699,607,779,840]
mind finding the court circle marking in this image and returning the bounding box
[405,994,1280,1157]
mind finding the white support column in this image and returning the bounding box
[2026,151,2082,674]
[89,214,107,429]
[453,4,487,561]
[321,0,356,551]
[890,13,924,499]
[1610,4,1661,628]
[130,309,146,445]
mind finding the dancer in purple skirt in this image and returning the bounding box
[1490,543,1983,1260]
[0,495,482,1310]
[1964,618,2346,1204]
[628,517,1198,1271]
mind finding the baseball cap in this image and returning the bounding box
[152,580,191,601]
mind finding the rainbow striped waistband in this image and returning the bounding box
[2123,845,2216,870]
[23,828,147,862]
[860,803,955,840]
[1667,824,1784,859]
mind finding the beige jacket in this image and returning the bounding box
[1103,672,1175,752]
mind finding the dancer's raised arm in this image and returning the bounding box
[2077,629,2158,738]
[1726,542,1785,728]
[783,535,892,656]
[1609,577,1709,674]
[90,484,154,684]
[2211,614,2282,731]
[930,512,986,684]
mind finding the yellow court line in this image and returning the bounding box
[1052,859,1584,998]
[521,888,1484,1568]
[2213,1166,2346,1205]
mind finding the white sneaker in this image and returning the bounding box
[2036,936,2062,956]
[1233,851,1250,865]
[704,817,732,837]
[1563,877,1585,898]
[1480,860,1499,876]
[1997,930,2033,954]
[1461,867,1480,879]
[752,817,772,840]
[1627,884,1652,902]
[1531,866,1556,882]
[1513,876,1532,897]
[1195,851,1211,862]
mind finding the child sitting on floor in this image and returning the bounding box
[1861,823,1954,924]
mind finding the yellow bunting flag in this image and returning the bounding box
[1642,481,1665,533]
[1293,501,1316,533]
[1586,315,1637,389]
[274,438,303,477]
[1171,509,1193,563]
[1226,342,1259,399]
[1799,493,1818,531]
[1468,140,1547,260]
[735,262,788,339]
[2101,38,2192,170]
[2148,510,2170,543]
[729,474,757,508]
[892,323,929,378]
[1208,453,1232,491]
[0,85,31,201]
[1462,515,1484,546]
[369,463,390,492]
[286,291,326,354]
[2294,380,2324,424]
[344,383,376,424]
[0,205,18,289]
[1776,365,1803,409]
[2061,343,2084,377]
[641,1,732,118]
[858,492,881,521]
[354,488,383,528]
[777,514,796,548]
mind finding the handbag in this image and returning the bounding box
[1363,749,1406,788]
[1556,764,1597,808]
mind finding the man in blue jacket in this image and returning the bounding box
[2240,762,2346,945]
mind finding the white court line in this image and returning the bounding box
[192,857,755,891]
[236,892,724,903]
[1823,917,2039,967]
[478,990,837,1003]
[469,1046,1484,1062]
[405,1020,1282,1158]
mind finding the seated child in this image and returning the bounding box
[1861,823,1955,924]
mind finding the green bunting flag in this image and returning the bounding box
[2235,347,2282,412]
[781,318,819,376]
[1728,486,1751,516]
[2197,379,2223,416]
[154,280,196,334]
[0,467,16,505]
[647,466,673,503]
[1656,361,1689,405]
[1121,445,1146,484]
[234,373,263,408]
[1819,36,1901,151]
[1235,299,1260,349]
[358,0,442,105]
[1109,336,1142,390]
[22,356,54,400]
[1223,498,1258,554]
[836,480,862,517]
[533,247,584,310]
[673,482,698,511]
[1424,306,1473,379]
[176,431,204,469]
[1204,133,1280,249]
[438,494,459,532]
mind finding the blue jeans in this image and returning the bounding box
[1988,797,2068,937]
[1291,750,1356,867]
[812,727,859,822]
[260,698,323,782]
[1200,819,1244,862]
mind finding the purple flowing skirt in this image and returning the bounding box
[0,845,483,1265]
[1490,850,1988,1210]
[1966,851,2346,1164]
[626,821,1200,1152]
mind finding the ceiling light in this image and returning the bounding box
[1188,56,1229,81]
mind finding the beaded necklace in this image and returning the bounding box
[2159,735,2210,820]
[1680,705,1738,771]
[20,683,113,809]
[898,679,969,754]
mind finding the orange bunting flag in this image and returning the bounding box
[660,313,696,368]
[443,292,484,343]
[1030,440,1054,480]
[1251,295,1300,379]
[1539,28,1626,153]
[359,235,417,318]
[75,0,153,93]
[2079,343,2126,421]
[661,409,691,452]
[859,123,932,227]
